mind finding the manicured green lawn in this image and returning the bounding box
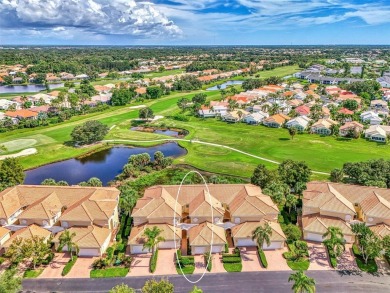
[176,265,195,275]
[90,267,129,278]
[223,263,242,272]
[23,268,43,278]
[287,260,310,271]
[354,257,378,273]
[145,69,184,78]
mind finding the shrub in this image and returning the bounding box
[172,114,190,122]
[352,243,361,256]
[324,244,337,268]
[122,256,132,268]
[222,256,242,263]
[258,248,268,268]
[41,252,54,265]
[283,224,302,243]
[92,258,109,270]
[204,252,212,272]
[224,243,229,253]
[106,247,115,260]
[62,256,78,276]
[150,250,158,273]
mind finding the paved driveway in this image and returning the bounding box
[129,253,151,276]
[193,255,207,274]
[65,257,96,278]
[213,253,226,273]
[308,242,331,271]
[377,258,390,275]
[240,247,263,272]
[154,249,177,275]
[337,244,358,271]
[39,253,71,278]
[263,247,291,271]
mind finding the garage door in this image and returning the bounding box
[263,242,282,250]
[131,245,148,254]
[211,245,223,253]
[305,232,324,242]
[193,247,206,255]
[236,238,256,247]
[158,241,177,249]
[79,248,100,257]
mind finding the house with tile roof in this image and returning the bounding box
[364,125,390,142]
[295,105,311,116]
[0,227,11,247]
[302,182,390,243]
[339,121,364,137]
[263,113,290,128]
[286,116,311,132]
[0,185,120,256]
[130,184,283,255]
[310,118,338,135]
[3,224,52,251]
[222,110,249,123]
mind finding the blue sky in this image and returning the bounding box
[0,0,389,45]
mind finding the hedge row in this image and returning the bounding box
[257,248,268,268]
[62,256,78,276]
[150,250,158,273]
[222,256,242,264]
[204,253,212,272]
[324,244,337,268]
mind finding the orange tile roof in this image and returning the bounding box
[5,109,38,118]
[338,108,354,115]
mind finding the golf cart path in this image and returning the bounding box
[103,138,329,176]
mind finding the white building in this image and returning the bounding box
[364,125,390,142]
[360,111,383,125]
[286,116,311,132]
[242,111,269,125]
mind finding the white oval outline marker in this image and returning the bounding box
[173,170,214,284]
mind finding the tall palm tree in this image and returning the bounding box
[119,189,138,216]
[288,270,316,293]
[58,230,79,258]
[252,222,272,252]
[323,226,345,258]
[143,226,165,254]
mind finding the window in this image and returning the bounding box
[234,217,241,224]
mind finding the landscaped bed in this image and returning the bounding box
[222,248,242,272]
[324,244,337,268]
[90,267,129,278]
[352,244,378,273]
[257,248,268,268]
[62,256,78,276]
[284,241,310,271]
[23,268,44,279]
[176,250,195,275]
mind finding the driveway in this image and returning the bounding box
[64,257,96,278]
[308,242,331,271]
[212,253,226,273]
[129,253,151,276]
[263,247,291,271]
[377,258,390,275]
[154,249,177,275]
[193,255,207,274]
[240,247,263,272]
[39,253,71,278]
[337,244,358,271]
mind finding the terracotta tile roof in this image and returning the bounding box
[5,109,38,118]
[302,214,353,236]
[20,192,62,220]
[3,224,51,248]
[369,223,390,239]
[232,220,286,241]
[360,192,390,219]
[295,105,311,116]
[128,223,181,245]
[264,113,290,124]
[338,108,354,115]
[53,226,111,249]
[0,226,10,239]
[189,190,225,218]
[340,121,363,131]
[229,190,279,217]
[188,222,226,246]
[135,87,147,94]
[311,118,337,129]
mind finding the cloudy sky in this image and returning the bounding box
[0,0,389,45]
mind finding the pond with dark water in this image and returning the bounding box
[24,142,186,186]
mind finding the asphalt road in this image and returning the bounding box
[23,270,390,293]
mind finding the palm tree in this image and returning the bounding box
[288,270,316,293]
[288,127,297,140]
[285,194,298,213]
[58,230,79,258]
[322,226,345,258]
[119,189,138,216]
[252,222,272,252]
[143,226,165,254]
[237,110,243,121]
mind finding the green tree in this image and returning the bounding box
[252,222,272,252]
[143,226,165,254]
[330,168,344,183]
[0,158,25,189]
[5,238,25,264]
[23,236,52,269]
[86,177,103,187]
[288,127,297,140]
[285,194,298,214]
[119,188,139,216]
[0,269,21,293]
[177,97,190,112]
[342,99,359,111]
[288,270,316,293]
[154,151,165,166]
[192,93,207,105]
[323,226,345,259]
[41,178,57,185]
[188,286,203,293]
[142,279,174,293]
[284,224,302,243]
[146,86,163,99]
[139,107,154,120]
[109,284,135,293]
[58,230,79,258]
[251,164,273,189]
[263,181,289,207]
[71,120,109,145]
[351,223,382,264]
[278,160,311,194]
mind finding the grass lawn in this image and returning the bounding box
[145,69,184,78]
[90,267,129,278]
[176,265,195,275]
[287,260,310,271]
[23,268,44,278]
[223,263,242,272]
[231,65,300,80]
[352,244,378,273]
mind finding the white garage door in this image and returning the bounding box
[193,247,206,255]
[263,242,282,250]
[131,245,148,254]
[211,245,223,253]
[158,241,177,249]
[306,232,324,242]
[79,248,100,257]
[236,238,256,247]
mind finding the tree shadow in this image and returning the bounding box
[279,138,290,141]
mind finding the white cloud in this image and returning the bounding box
[0,0,182,38]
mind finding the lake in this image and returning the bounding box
[0,83,64,94]
[206,80,244,91]
[24,142,187,186]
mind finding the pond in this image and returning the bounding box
[24,142,186,186]
[0,83,64,94]
[206,80,244,91]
